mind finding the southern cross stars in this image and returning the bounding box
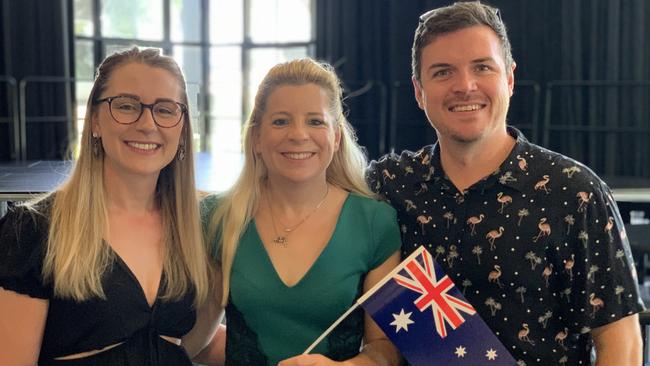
[390,309,414,332]
[454,346,467,358]
[486,348,498,360]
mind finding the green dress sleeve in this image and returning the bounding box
[200,194,223,264]
[368,200,402,269]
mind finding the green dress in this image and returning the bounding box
[202,193,401,366]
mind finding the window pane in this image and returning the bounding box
[210,46,242,153]
[75,80,93,151]
[101,0,163,40]
[210,0,243,44]
[74,0,93,36]
[173,46,203,149]
[247,47,308,111]
[210,47,242,118]
[206,128,244,191]
[173,46,203,87]
[75,40,95,80]
[74,40,95,144]
[250,0,312,43]
[210,117,243,158]
[171,0,201,42]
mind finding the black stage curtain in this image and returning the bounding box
[316,0,650,180]
[0,0,74,161]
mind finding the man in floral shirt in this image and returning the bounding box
[368,2,644,365]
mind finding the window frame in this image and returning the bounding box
[73,0,316,152]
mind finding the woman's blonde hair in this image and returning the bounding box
[30,47,209,305]
[207,58,373,305]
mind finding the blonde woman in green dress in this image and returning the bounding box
[197,58,403,366]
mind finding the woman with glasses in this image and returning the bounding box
[197,58,402,365]
[0,47,216,365]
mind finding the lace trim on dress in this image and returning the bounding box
[325,279,365,360]
[225,300,268,366]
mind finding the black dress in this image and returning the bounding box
[0,201,197,365]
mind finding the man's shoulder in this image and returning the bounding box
[525,141,606,189]
[368,145,435,173]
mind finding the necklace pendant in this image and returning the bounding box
[273,236,288,246]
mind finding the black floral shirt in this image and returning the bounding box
[367,127,644,365]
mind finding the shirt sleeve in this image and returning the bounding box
[369,201,402,270]
[563,181,645,333]
[366,159,386,196]
[0,205,51,299]
[200,194,223,265]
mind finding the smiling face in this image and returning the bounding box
[92,62,184,180]
[413,25,515,146]
[254,83,341,186]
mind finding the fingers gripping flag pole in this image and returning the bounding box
[304,246,517,365]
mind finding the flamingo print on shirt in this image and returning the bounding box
[367,127,643,365]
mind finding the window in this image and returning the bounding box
[73,0,315,190]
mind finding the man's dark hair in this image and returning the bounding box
[412,1,514,83]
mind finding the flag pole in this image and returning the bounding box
[303,302,361,354]
[303,247,426,354]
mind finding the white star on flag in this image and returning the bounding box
[389,308,414,333]
[486,348,498,360]
[454,346,467,358]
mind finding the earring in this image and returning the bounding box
[178,145,186,161]
[92,133,101,157]
[178,136,186,162]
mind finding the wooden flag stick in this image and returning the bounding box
[303,301,361,354]
[303,247,426,354]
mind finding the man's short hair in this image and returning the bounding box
[412,1,514,83]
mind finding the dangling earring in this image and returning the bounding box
[92,133,101,157]
[177,137,186,162]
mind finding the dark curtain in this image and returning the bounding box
[549,0,650,181]
[316,0,650,180]
[0,0,73,161]
[315,0,395,158]
[0,0,14,160]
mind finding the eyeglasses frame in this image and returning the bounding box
[94,95,188,128]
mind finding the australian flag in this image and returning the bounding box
[359,246,516,365]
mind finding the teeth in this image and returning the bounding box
[283,152,313,160]
[128,142,159,150]
[451,104,483,112]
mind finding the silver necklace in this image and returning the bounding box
[266,184,330,246]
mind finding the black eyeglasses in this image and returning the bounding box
[95,95,187,128]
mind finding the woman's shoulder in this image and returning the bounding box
[200,192,227,216]
[1,197,52,236]
[0,198,53,298]
[346,192,396,214]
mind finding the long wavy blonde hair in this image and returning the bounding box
[30,47,209,305]
[207,58,373,305]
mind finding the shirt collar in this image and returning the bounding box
[423,126,536,193]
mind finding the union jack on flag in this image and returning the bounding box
[393,247,476,338]
[358,246,517,365]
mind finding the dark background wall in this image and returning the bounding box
[317,0,650,183]
[0,0,73,160]
[1,0,648,183]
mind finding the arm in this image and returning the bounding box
[592,314,642,366]
[279,251,403,366]
[191,324,226,366]
[0,288,48,365]
[182,265,225,360]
